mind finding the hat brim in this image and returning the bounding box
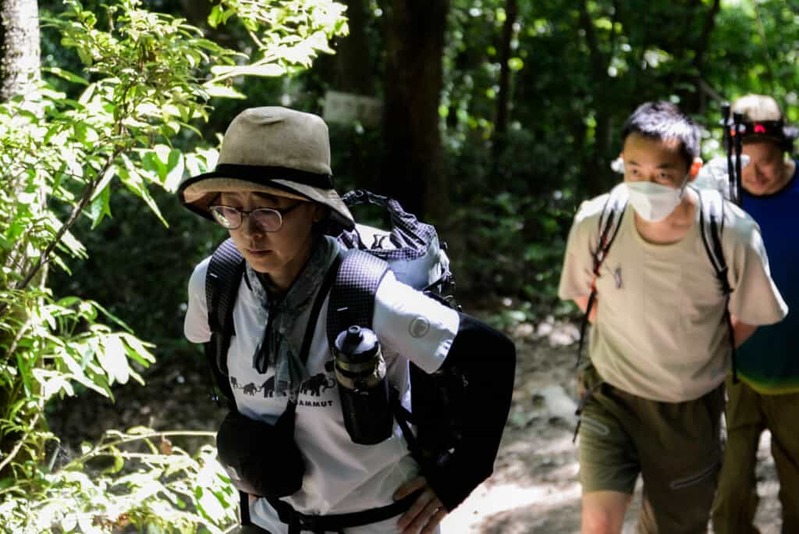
[179,172,354,230]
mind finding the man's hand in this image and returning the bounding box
[574,295,597,323]
[730,315,758,347]
[394,476,448,534]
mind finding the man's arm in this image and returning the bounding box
[730,315,757,347]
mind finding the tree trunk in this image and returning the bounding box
[0,0,40,101]
[492,0,518,164]
[577,0,615,196]
[0,0,42,474]
[330,0,374,95]
[313,0,378,190]
[685,0,722,114]
[382,0,449,222]
[1,0,43,284]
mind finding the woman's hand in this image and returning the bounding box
[394,476,448,534]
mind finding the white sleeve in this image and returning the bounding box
[184,257,212,344]
[372,271,460,374]
[726,204,789,325]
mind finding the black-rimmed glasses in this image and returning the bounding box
[209,203,302,232]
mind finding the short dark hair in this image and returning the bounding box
[621,101,701,168]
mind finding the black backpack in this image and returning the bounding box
[576,183,739,379]
[203,190,465,462]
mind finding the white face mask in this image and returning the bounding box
[626,181,684,222]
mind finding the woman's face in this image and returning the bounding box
[218,191,325,290]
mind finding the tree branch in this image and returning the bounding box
[14,147,125,292]
[0,412,41,474]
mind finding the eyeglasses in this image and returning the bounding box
[209,203,303,232]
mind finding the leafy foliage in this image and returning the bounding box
[45,0,798,336]
[0,428,235,533]
[208,0,348,80]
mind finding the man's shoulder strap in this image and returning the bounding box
[205,238,245,403]
[325,249,390,347]
[696,187,730,295]
[576,184,628,368]
[695,186,740,381]
[593,183,629,269]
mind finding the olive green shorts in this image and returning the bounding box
[712,375,799,533]
[577,364,724,533]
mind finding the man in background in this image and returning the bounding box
[712,94,799,533]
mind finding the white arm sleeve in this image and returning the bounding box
[184,257,212,344]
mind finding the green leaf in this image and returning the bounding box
[97,335,131,385]
[203,84,246,100]
[44,66,89,85]
[88,174,114,228]
[119,333,156,366]
[210,63,287,80]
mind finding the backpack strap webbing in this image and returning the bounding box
[697,188,738,382]
[325,249,390,344]
[203,238,246,524]
[577,184,628,368]
[205,238,245,405]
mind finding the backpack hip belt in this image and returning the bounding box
[266,489,420,534]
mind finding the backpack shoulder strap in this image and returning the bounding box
[325,249,390,347]
[576,184,628,368]
[205,238,245,404]
[696,188,739,381]
[325,248,437,460]
[697,188,730,295]
[593,183,629,270]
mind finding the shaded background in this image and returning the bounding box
[40,0,799,366]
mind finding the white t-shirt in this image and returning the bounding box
[184,256,459,532]
[558,188,787,402]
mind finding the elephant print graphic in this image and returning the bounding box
[233,370,338,408]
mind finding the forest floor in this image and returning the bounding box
[51,315,783,533]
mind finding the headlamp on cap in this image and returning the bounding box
[730,120,785,141]
[723,117,795,153]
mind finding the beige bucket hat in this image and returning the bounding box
[178,106,354,229]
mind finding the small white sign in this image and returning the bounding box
[323,91,383,127]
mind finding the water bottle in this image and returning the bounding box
[332,325,393,445]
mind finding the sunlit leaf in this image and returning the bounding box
[97,335,130,384]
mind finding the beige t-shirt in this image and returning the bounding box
[559,187,788,402]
